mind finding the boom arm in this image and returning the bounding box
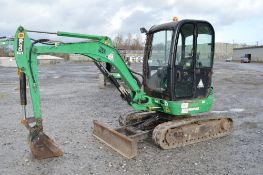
[13,26,152,128]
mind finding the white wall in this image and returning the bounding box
[0,57,17,67]
[233,47,263,62]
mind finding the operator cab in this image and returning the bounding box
[143,19,215,100]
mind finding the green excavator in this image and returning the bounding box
[8,18,233,159]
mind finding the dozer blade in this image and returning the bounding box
[92,120,137,159]
[29,131,63,159]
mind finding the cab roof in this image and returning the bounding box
[148,19,211,33]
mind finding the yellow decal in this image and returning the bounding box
[18,32,24,39]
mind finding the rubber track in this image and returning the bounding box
[152,116,233,149]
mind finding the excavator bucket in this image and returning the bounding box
[28,131,63,159]
[92,120,138,159]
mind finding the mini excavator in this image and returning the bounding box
[9,18,233,159]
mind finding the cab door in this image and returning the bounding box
[173,22,214,99]
[194,23,214,98]
[174,23,195,98]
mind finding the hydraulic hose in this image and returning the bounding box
[127,67,143,88]
[28,39,51,84]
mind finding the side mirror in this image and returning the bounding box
[140,27,148,34]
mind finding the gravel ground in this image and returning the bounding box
[0,61,262,175]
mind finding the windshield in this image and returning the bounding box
[146,30,173,92]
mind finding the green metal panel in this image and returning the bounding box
[130,89,213,115]
[151,90,213,115]
[57,31,112,45]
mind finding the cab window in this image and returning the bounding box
[146,30,173,92]
[196,23,213,68]
[175,24,194,69]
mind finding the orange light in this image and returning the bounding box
[173,16,178,22]
[18,32,24,39]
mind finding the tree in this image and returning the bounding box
[113,33,144,50]
[130,34,143,50]
[113,33,124,48]
[0,46,11,57]
[124,33,132,50]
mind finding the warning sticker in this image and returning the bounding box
[181,108,188,114]
[164,101,168,106]
[197,79,204,88]
[107,53,114,61]
[181,103,189,109]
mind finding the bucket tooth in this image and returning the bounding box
[28,131,63,160]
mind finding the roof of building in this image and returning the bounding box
[37,55,63,60]
[233,45,263,50]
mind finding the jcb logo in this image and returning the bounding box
[17,32,24,54]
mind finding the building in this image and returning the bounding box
[233,46,263,62]
[215,43,234,60]
[0,55,63,67]
[37,55,64,64]
[0,57,16,67]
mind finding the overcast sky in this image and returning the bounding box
[1,0,263,44]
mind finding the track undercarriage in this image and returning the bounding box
[93,111,233,158]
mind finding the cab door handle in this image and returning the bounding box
[176,70,181,81]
